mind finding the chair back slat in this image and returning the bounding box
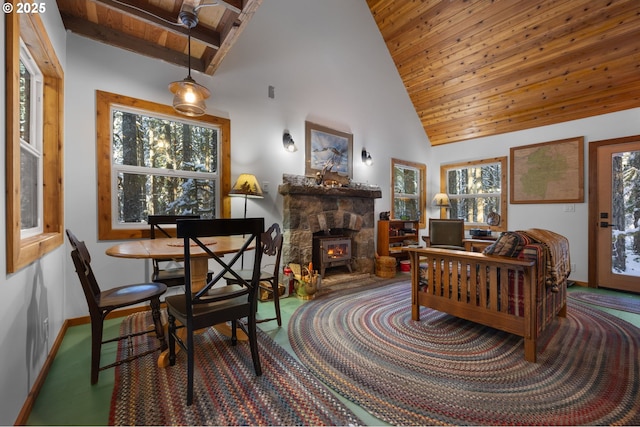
[261,223,283,277]
[66,229,102,308]
[148,214,200,238]
[177,217,263,238]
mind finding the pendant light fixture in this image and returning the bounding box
[168,5,210,117]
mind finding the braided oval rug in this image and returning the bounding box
[568,290,640,314]
[109,312,362,426]
[288,281,640,426]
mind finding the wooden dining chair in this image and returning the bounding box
[148,214,201,288]
[165,218,264,406]
[66,229,167,384]
[224,223,284,326]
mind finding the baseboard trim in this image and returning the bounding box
[14,305,155,426]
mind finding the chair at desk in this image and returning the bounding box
[148,214,205,288]
[427,218,465,250]
[165,218,264,406]
[66,229,167,385]
[224,223,284,326]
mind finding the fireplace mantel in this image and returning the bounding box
[278,174,382,199]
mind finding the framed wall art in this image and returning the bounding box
[305,121,353,184]
[510,136,584,204]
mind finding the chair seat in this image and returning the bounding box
[97,282,167,310]
[165,284,251,330]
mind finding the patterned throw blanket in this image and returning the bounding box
[521,228,571,292]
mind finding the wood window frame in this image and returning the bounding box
[440,156,508,232]
[96,90,231,240]
[391,158,427,229]
[5,12,64,273]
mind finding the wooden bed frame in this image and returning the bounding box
[406,247,567,362]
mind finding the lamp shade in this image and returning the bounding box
[432,193,450,207]
[229,174,264,198]
[168,76,211,117]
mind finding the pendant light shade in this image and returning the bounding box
[169,76,210,117]
[169,6,210,117]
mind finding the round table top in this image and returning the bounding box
[105,236,249,260]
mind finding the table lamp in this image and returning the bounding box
[432,193,450,219]
[229,173,264,268]
[229,173,264,218]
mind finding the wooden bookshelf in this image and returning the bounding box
[377,219,420,261]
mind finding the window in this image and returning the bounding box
[112,107,218,226]
[6,12,64,273]
[97,91,231,240]
[20,47,44,238]
[391,158,426,228]
[441,157,508,231]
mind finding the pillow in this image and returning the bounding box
[483,231,526,257]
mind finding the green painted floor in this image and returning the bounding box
[26,283,640,426]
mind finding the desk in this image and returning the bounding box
[106,235,250,366]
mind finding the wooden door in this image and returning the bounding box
[595,139,640,293]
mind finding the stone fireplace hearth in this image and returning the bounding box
[278,174,382,276]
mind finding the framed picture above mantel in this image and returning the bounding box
[510,136,584,204]
[305,121,353,185]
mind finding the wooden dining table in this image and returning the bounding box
[106,235,252,367]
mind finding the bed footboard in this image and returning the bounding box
[406,247,538,362]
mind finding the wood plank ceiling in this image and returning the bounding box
[56,0,262,75]
[367,0,640,146]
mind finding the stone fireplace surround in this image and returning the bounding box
[278,174,382,276]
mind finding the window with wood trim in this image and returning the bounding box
[391,158,426,229]
[5,12,64,273]
[440,157,508,232]
[96,91,231,240]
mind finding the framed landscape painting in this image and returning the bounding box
[510,136,584,203]
[305,121,353,184]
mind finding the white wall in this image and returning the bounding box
[0,1,68,423]
[2,0,640,423]
[431,107,640,283]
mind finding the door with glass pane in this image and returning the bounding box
[596,141,640,292]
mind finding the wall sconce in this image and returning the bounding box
[361,148,373,166]
[283,131,297,152]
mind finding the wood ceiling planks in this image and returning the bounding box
[368,0,640,146]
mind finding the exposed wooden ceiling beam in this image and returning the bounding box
[205,0,262,74]
[60,13,206,72]
[217,0,242,14]
[93,0,221,50]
